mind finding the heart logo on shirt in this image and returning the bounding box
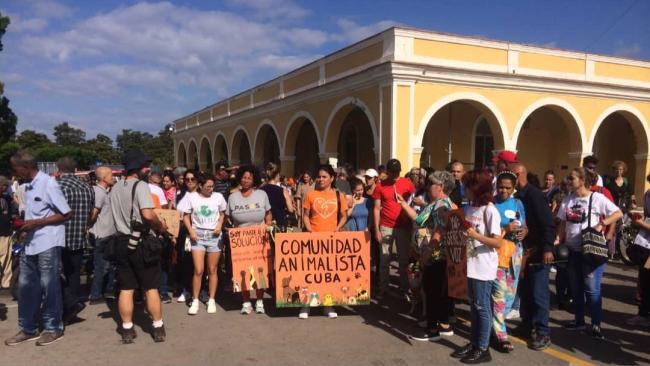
[313,198,338,219]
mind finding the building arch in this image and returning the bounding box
[198,135,212,172]
[213,132,229,164]
[513,97,585,175]
[230,126,253,165]
[588,104,649,154]
[177,141,187,167]
[284,112,321,175]
[283,111,321,155]
[187,138,199,170]
[323,97,379,159]
[253,119,282,167]
[417,92,507,169]
[415,92,509,152]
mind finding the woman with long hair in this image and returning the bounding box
[260,162,295,231]
[226,165,272,315]
[180,173,227,315]
[451,169,502,364]
[556,167,622,339]
[295,171,314,229]
[175,169,199,303]
[300,164,348,319]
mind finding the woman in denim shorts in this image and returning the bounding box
[180,173,227,315]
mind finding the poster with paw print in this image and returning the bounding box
[274,231,371,307]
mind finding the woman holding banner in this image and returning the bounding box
[226,165,272,315]
[395,171,457,341]
[491,171,527,353]
[180,173,227,315]
[451,169,502,364]
[301,164,348,319]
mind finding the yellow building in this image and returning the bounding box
[172,26,650,197]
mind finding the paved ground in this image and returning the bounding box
[0,260,648,366]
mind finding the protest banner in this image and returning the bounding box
[443,209,468,300]
[274,231,370,307]
[154,209,180,237]
[229,225,271,293]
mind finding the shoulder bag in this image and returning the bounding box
[581,193,609,268]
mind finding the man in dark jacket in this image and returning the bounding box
[513,163,555,351]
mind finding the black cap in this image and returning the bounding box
[386,159,401,174]
[123,149,152,172]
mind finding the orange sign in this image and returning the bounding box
[444,209,468,300]
[228,225,271,293]
[274,231,371,307]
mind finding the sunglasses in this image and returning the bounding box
[186,177,196,182]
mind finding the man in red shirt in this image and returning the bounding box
[372,159,415,299]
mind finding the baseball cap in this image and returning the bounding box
[365,169,379,178]
[492,150,518,164]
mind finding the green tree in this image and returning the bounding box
[0,13,17,145]
[34,145,97,170]
[16,129,51,149]
[84,133,120,163]
[116,129,153,154]
[0,141,20,174]
[144,124,174,167]
[53,122,86,146]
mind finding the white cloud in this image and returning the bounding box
[330,18,398,44]
[8,15,48,33]
[226,0,308,20]
[614,42,641,58]
[30,0,73,19]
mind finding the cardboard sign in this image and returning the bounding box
[444,209,468,300]
[274,231,370,307]
[229,225,271,293]
[154,209,180,237]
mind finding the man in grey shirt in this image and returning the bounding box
[110,150,168,344]
[88,166,116,304]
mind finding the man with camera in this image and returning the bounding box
[110,150,168,344]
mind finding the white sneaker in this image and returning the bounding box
[177,293,186,303]
[324,306,337,319]
[207,299,217,314]
[550,266,557,273]
[255,300,265,314]
[241,301,252,315]
[506,309,520,320]
[188,299,199,315]
[298,307,309,319]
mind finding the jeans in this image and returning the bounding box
[468,278,493,350]
[520,263,551,336]
[378,226,410,292]
[18,246,63,334]
[90,236,115,300]
[567,251,606,326]
[62,248,83,309]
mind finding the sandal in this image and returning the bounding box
[495,340,514,353]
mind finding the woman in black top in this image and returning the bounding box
[604,160,636,212]
[260,163,295,230]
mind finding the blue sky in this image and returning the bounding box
[1,0,648,141]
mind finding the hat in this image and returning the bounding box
[215,161,229,171]
[492,150,518,164]
[122,149,152,172]
[386,159,401,173]
[365,169,379,178]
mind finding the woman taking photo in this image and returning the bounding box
[492,171,527,353]
[556,167,622,339]
[395,171,457,341]
[260,162,295,231]
[179,173,227,315]
[346,179,373,232]
[451,169,502,364]
[301,164,348,319]
[226,165,272,315]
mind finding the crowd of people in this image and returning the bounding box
[0,148,648,365]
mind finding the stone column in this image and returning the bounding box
[280,155,296,177]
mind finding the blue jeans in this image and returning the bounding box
[18,246,63,334]
[90,236,115,300]
[468,278,493,350]
[567,251,606,326]
[520,263,551,336]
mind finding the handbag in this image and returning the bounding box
[581,193,609,268]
